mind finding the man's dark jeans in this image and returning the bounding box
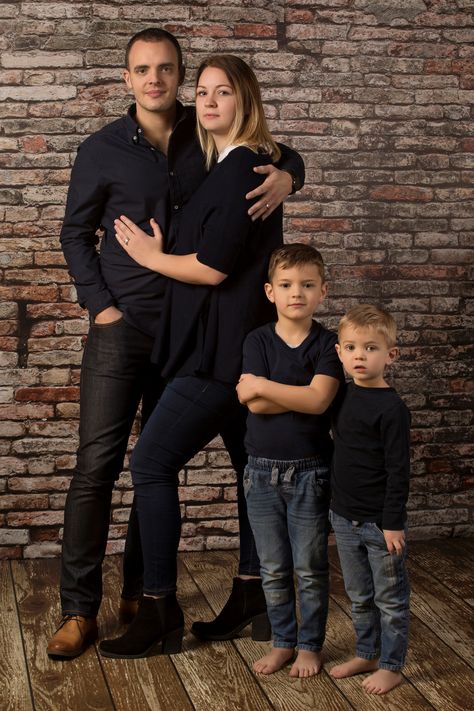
[60,317,164,617]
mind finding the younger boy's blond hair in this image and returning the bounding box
[338,304,397,348]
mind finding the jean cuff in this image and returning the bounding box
[143,586,177,597]
[379,662,404,672]
[273,641,296,650]
[355,650,380,660]
[297,644,322,652]
[62,608,97,618]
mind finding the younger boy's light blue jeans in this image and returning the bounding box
[329,509,410,671]
[244,456,330,651]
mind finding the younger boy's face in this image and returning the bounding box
[265,263,327,322]
[336,324,398,388]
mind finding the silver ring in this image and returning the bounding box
[265,203,270,210]
[124,237,129,245]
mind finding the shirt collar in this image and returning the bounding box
[124,101,190,145]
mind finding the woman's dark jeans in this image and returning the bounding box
[60,318,164,617]
[131,375,261,595]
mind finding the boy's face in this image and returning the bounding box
[265,263,327,323]
[336,324,398,388]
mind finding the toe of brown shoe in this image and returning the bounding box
[47,615,98,658]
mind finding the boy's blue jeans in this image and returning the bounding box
[244,456,330,651]
[329,510,410,671]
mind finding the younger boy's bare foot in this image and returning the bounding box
[330,656,378,679]
[289,649,322,678]
[253,647,294,674]
[362,669,403,694]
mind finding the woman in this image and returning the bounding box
[99,55,289,658]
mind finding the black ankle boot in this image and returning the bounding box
[191,577,271,641]
[99,594,184,658]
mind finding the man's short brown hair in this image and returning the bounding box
[268,243,325,283]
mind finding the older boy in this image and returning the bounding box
[330,304,411,695]
[236,244,343,678]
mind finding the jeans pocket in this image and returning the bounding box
[243,466,252,498]
[91,315,124,329]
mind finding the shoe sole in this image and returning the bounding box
[99,627,183,659]
[191,614,270,642]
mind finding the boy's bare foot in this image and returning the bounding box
[253,647,294,674]
[330,656,379,679]
[362,669,403,694]
[289,649,322,678]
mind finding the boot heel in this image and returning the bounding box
[161,627,184,655]
[251,612,271,641]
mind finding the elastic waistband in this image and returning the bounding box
[248,456,329,473]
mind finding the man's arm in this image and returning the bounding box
[247,143,305,221]
[60,140,116,321]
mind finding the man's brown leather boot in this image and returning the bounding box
[47,615,98,658]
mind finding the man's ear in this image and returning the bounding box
[123,69,132,91]
[264,282,274,303]
[179,64,186,85]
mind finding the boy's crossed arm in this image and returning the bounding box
[237,372,340,415]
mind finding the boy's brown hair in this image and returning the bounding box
[338,304,397,348]
[268,243,325,283]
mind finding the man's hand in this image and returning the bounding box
[383,529,406,555]
[94,305,123,325]
[236,373,267,404]
[246,165,292,221]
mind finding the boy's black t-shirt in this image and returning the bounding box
[242,320,343,460]
[331,382,411,531]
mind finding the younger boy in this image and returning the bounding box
[330,304,411,695]
[236,243,343,678]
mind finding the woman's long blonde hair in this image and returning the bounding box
[195,54,281,169]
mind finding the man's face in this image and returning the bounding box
[123,39,182,117]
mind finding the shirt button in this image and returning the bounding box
[169,171,174,176]
[173,204,179,210]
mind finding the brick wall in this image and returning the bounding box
[0,1,473,559]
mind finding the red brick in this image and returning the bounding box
[235,24,276,38]
[289,218,352,232]
[15,387,80,403]
[369,185,433,201]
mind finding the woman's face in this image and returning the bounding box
[196,66,237,146]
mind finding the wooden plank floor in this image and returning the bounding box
[2,540,473,711]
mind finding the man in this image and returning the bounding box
[47,27,304,658]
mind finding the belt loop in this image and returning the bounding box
[283,465,295,483]
[271,466,279,485]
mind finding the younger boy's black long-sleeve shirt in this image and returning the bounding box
[331,382,411,531]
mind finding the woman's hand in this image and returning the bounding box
[114,215,164,270]
[246,165,292,222]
